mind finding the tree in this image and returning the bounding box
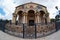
[55,15,60,21]
[0,19,3,22]
[5,19,9,23]
[55,6,60,21]
[55,15,60,19]
[50,19,55,22]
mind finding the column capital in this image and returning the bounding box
[45,13,49,17]
[12,13,17,24]
[35,12,40,16]
[22,12,28,16]
[13,13,17,17]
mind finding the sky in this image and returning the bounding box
[0,0,60,20]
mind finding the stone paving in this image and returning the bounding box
[0,30,60,40]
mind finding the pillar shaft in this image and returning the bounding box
[35,12,40,23]
[25,15,27,23]
[45,13,50,23]
[23,15,25,23]
[37,15,40,23]
[43,14,46,23]
[40,13,45,23]
[23,12,27,23]
[12,13,17,24]
[47,16,50,22]
[35,15,37,23]
[18,15,21,23]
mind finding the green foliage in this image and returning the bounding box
[0,19,2,22]
[5,19,9,23]
[50,19,55,22]
[55,6,60,22]
[55,14,60,22]
[55,15,60,19]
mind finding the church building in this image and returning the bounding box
[12,2,50,25]
[5,2,55,38]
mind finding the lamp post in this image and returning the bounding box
[55,6,60,14]
[55,6,60,20]
[55,6,58,10]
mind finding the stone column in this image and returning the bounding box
[37,13,40,23]
[35,15,37,23]
[23,12,27,23]
[39,13,41,23]
[18,15,20,23]
[35,12,40,23]
[47,15,50,22]
[12,13,17,24]
[43,14,46,23]
[25,13,27,23]
[45,13,49,24]
[45,13,50,23]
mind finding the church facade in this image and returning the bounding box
[12,2,50,25]
[5,2,55,38]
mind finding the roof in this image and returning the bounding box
[16,2,46,8]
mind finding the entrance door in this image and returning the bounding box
[29,20,34,26]
[24,20,36,38]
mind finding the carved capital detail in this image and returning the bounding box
[35,12,40,16]
[23,12,28,16]
[13,13,17,17]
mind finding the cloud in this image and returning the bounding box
[8,0,59,19]
[0,13,4,19]
[0,7,5,15]
[0,0,17,20]
[0,0,60,20]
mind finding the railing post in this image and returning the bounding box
[23,23,24,38]
[35,24,37,38]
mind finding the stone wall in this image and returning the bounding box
[5,23,56,38]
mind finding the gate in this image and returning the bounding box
[23,23,37,38]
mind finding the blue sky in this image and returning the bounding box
[0,7,5,15]
[0,0,60,20]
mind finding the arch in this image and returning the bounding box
[17,11,23,24]
[28,10,35,26]
[17,11,23,16]
[28,10,35,16]
[28,10,35,13]
[40,10,45,16]
[39,10,45,23]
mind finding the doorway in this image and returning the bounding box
[29,20,34,26]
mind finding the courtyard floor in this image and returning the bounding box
[0,30,60,40]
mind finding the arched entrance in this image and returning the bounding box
[17,11,23,24]
[24,10,36,38]
[28,10,35,26]
[40,11,45,23]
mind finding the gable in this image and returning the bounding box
[16,2,46,9]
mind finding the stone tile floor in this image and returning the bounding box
[0,30,60,40]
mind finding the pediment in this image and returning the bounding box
[16,2,46,9]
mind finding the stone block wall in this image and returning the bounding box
[5,23,56,38]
